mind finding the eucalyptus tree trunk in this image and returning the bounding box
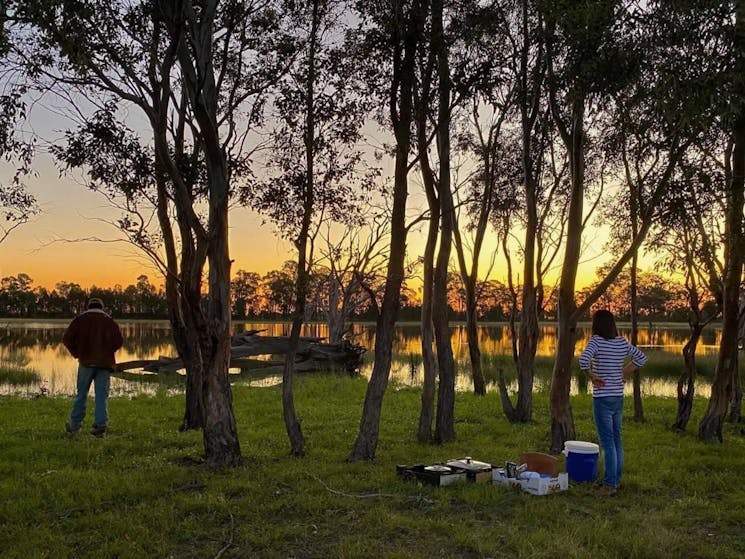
[167,298,203,431]
[148,52,200,430]
[349,0,428,461]
[699,255,741,442]
[201,231,241,468]
[514,285,539,421]
[200,156,241,467]
[418,208,438,443]
[673,323,702,432]
[699,125,745,441]
[451,140,488,396]
[699,0,745,442]
[674,219,722,432]
[152,97,209,431]
[550,303,578,449]
[350,137,411,459]
[629,253,644,422]
[176,283,208,431]
[175,0,241,467]
[548,97,584,452]
[500,0,542,423]
[451,136,488,397]
[173,168,210,432]
[327,272,344,344]
[729,373,742,424]
[284,313,307,456]
[175,164,212,428]
[512,105,540,423]
[413,25,439,443]
[431,0,456,444]
[416,115,439,443]
[453,140,493,396]
[194,148,241,467]
[463,287,486,395]
[281,0,323,458]
[730,305,745,423]
[624,121,644,422]
[153,158,204,431]
[550,292,579,449]
[730,303,744,424]
[501,163,540,423]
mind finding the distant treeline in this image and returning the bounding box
[1,265,710,324]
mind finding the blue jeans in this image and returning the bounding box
[70,365,110,429]
[593,396,624,488]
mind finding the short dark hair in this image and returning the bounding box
[592,309,618,339]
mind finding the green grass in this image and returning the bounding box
[1,376,743,559]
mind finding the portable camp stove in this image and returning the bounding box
[397,456,494,486]
[445,457,494,483]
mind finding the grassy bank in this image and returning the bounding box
[0,367,40,386]
[0,363,41,386]
[1,375,743,559]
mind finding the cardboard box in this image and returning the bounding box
[492,470,524,490]
[492,470,569,496]
[521,472,569,495]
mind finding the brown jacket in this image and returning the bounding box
[62,309,123,370]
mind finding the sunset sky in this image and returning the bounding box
[1,151,616,292]
[0,150,298,288]
[0,182,293,290]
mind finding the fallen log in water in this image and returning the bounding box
[115,331,366,374]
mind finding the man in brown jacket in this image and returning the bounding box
[63,297,123,436]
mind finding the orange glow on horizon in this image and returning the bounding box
[1,205,294,290]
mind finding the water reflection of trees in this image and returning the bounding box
[2,322,176,360]
[1,325,66,351]
[118,323,174,357]
[3,320,722,359]
[1,320,724,398]
[375,323,721,359]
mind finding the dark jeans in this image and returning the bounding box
[69,365,110,429]
[593,396,624,488]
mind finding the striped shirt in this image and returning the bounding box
[578,335,647,398]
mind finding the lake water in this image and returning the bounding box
[0,319,723,398]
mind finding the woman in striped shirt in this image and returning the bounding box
[579,309,647,495]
